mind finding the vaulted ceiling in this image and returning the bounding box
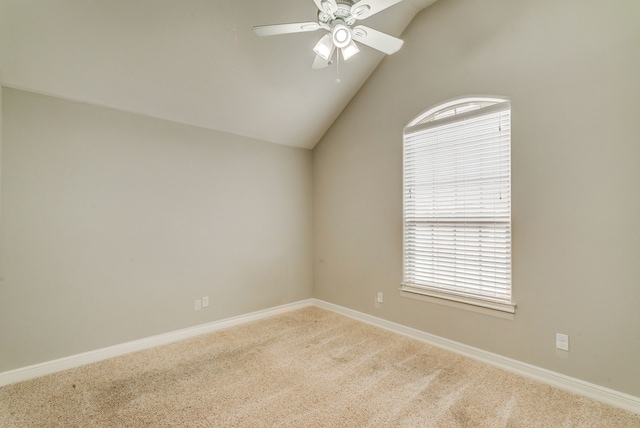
[0,0,436,149]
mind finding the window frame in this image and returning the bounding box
[402,96,515,315]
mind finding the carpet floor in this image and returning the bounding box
[1,306,639,427]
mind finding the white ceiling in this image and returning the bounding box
[0,0,436,149]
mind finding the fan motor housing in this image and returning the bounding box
[318,0,357,26]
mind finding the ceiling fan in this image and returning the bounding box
[253,0,405,69]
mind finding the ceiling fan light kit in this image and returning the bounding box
[253,0,405,69]
[313,34,335,60]
[341,40,360,61]
[332,24,352,48]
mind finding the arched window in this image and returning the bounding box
[402,97,514,313]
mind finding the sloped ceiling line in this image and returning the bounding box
[0,0,436,149]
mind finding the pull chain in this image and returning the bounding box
[335,50,341,84]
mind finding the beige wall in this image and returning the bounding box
[313,0,640,396]
[0,88,313,371]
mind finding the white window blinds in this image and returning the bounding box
[402,99,514,313]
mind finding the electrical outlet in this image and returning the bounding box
[194,299,202,311]
[556,333,569,351]
[377,292,384,303]
[202,296,209,308]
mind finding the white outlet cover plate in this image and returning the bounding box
[556,333,569,351]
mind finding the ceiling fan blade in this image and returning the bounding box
[253,22,321,37]
[312,54,332,69]
[351,0,403,20]
[313,0,338,15]
[352,25,404,55]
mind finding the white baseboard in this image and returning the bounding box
[2,298,638,416]
[311,299,640,415]
[0,299,314,388]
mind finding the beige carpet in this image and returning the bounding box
[1,307,639,427]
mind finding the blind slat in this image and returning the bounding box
[403,98,512,307]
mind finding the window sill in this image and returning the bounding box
[399,285,516,320]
